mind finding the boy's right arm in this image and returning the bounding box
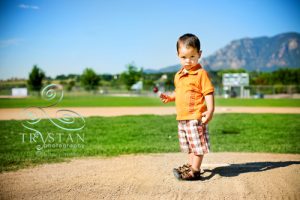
[160,92,175,103]
[202,93,215,124]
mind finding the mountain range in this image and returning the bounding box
[144,32,300,73]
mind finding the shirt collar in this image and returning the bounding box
[179,63,202,75]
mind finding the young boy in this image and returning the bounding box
[160,33,215,181]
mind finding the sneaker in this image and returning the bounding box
[180,168,201,181]
[176,163,191,173]
[173,168,181,180]
[173,163,191,179]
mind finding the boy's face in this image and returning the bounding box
[177,44,201,70]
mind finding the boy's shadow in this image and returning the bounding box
[201,161,300,181]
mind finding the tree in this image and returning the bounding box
[80,68,100,92]
[250,68,300,85]
[100,74,114,82]
[120,64,143,90]
[27,65,46,94]
[55,74,68,80]
[66,80,75,92]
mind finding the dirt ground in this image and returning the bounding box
[1,106,300,120]
[0,153,299,200]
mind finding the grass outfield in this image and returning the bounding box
[0,96,300,108]
[0,114,299,172]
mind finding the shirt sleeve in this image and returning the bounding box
[200,70,214,96]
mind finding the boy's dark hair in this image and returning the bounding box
[176,33,201,53]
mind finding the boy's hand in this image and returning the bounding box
[160,93,174,103]
[201,110,213,124]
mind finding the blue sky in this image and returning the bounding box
[0,0,300,80]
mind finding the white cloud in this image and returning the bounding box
[0,39,23,48]
[18,4,40,10]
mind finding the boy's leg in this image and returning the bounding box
[180,154,203,180]
[180,120,208,180]
[188,153,193,165]
[190,120,209,171]
[175,120,209,180]
[191,154,203,171]
[173,120,193,176]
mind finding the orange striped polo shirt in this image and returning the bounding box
[174,63,214,120]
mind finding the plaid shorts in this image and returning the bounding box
[177,119,210,155]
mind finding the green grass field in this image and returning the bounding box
[0,113,299,172]
[0,95,300,108]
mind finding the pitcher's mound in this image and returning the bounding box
[1,152,299,199]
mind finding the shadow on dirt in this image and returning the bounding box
[201,161,300,181]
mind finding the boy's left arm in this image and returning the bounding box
[201,92,215,124]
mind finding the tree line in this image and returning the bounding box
[208,68,300,86]
[26,64,300,94]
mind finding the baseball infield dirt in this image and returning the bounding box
[0,153,299,200]
[1,106,300,120]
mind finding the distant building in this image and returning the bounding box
[12,88,28,97]
[222,73,249,98]
[131,81,143,91]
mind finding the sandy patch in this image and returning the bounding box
[0,106,300,120]
[0,153,299,200]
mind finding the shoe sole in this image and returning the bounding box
[172,168,182,180]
